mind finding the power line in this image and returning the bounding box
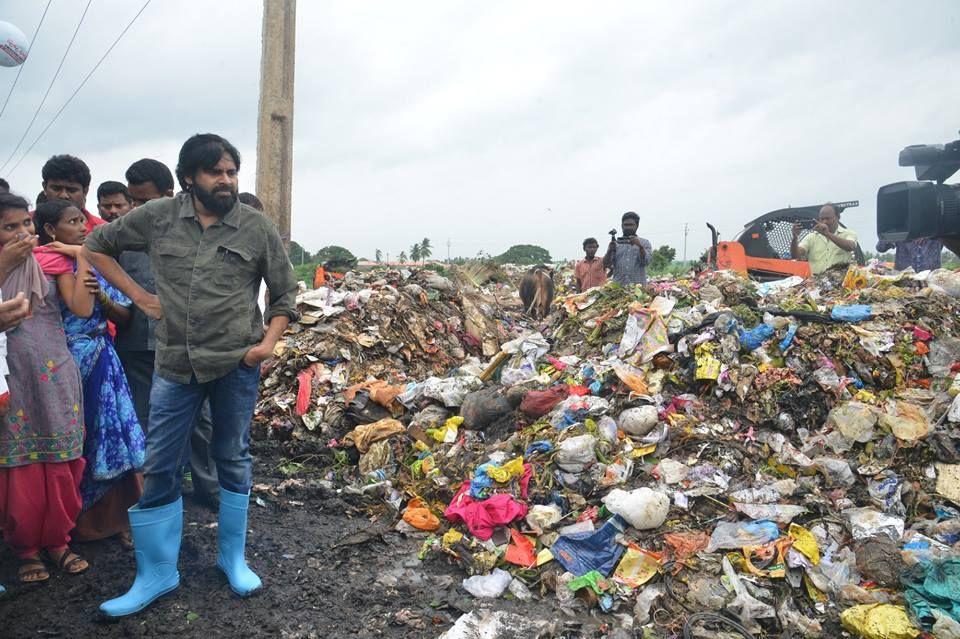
[0,0,53,126]
[7,0,151,177]
[0,0,94,175]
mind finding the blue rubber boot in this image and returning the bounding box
[217,488,262,596]
[100,498,182,617]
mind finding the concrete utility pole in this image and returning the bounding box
[256,0,296,248]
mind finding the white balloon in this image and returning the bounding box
[0,21,28,68]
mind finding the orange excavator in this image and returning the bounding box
[705,201,865,280]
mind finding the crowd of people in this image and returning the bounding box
[0,133,298,618]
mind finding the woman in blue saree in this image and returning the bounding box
[36,200,146,548]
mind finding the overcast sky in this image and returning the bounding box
[1,1,958,261]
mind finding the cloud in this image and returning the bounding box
[0,0,958,261]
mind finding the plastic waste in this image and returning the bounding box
[633,583,665,625]
[812,456,856,487]
[551,515,627,577]
[567,570,610,595]
[602,487,669,530]
[613,546,660,587]
[707,520,779,551]
[504,529,537,568]
[928,269,960,297]
[827,401,879,443]
[831,304,872,322]
[616,406,660,436]
[722,556,777,632]
[439,610,550,639]
[733,503,807,525]
[738,323,775,351]
[526,504,562,533]
[519,385,569,418]
[867,473,905,516]
[596,415,618,442]
[879,400,931,442]
[843,507,905,542]
[462,568,512,598]
[402,507,440,531]
[555,434,597,473]
[508,578,533,601]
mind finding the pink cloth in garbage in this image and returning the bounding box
[444,481,528,541]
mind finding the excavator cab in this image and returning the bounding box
[707,201,864,281]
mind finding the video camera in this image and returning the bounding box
[877,133,960,241]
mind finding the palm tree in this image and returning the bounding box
[375,249,383,264]
[410,243,421,263]
[420,238,432,263]
[398,250,407,263]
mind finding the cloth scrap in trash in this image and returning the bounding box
[444,481,528,541]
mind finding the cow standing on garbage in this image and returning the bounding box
[519,266,554,319]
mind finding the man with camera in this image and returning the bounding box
[790,203,857,276]
[603,211,653,285]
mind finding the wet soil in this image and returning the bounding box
[0,438,525,639]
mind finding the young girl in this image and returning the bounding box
[0,194,88,583]
[34,200,145,549]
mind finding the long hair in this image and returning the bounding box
[34,199,76,245]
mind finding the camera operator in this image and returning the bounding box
[790,203,857,276]
[875,238,942,272]
[603,211,653,285]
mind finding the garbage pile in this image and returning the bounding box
[256,262,960,638]
[254,266,521,439]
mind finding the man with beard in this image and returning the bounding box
[120,158,221,510]
[96,180,133,221]
[84,134,298,616]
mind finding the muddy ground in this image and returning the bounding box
[0,437,587,639]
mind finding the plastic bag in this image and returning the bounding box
[812,457,856,487]
[831,304,873,322]
[843,507,905,542]
[827,401,879,443]
[707,520,779,551]
[555,434,597,473]
[633,583,665,625]
[402,507,440,531]
[733,503,807,525]
[722,556,777,632]
[519,385,569,418]
[738,323,775,351]
[462,568,512,598]
[526,504,562,533]
[613,546,660,587]
[617,406,659,436]
[602,487,669,530]
[879,400,931,442]
[551,515,627,577]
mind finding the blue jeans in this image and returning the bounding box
[140,363,260,509]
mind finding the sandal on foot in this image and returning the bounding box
[18,558,50,584]
[46,549,89,575]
